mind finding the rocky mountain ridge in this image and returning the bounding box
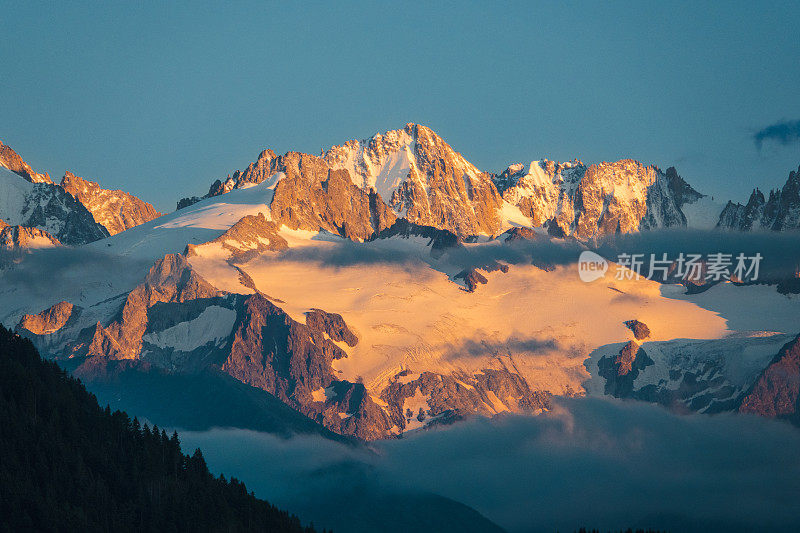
[15,216,552,440]
[0,220,61,250]
[494,159,704,238]
[0,140,51,183]
[183,123,798,241]
[592,330,800,420]
[0,166,108,245]
[60,171,162,235]
[718,165,800,231]
[5,124,800,443]
[0,144,161,246]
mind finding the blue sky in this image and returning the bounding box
[2,1,799,212]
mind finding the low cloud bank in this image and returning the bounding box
[271,228,800,280]
[180,397,800,533]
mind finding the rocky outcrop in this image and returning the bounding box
[495,160,703,238]
[0,141,51,183]
[0,224,60,249]
[369,219,461,256]
[188,213,288,263]
[208,150,397,241]
[739,334,800,422]
[207,148,278,197]
[60,171,162,235]
[176,196,202,210]
[454,269,488,292]
[305,308,358,346]
[82,254,220,360]
[18,301,79,335]
[1,142,159,242]
[594,334,800,418]
[494,159,586,228]
[269,157,397,241]
[624,320,651,340]
[597,341,654,396]
[221,293,392,440]
[502,226,543,242]
[381,366,551,433]
[0,165,109,245]
[718,164,800,231]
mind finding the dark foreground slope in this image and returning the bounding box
[0,326,318,533]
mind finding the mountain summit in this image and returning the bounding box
[185,123,739,240]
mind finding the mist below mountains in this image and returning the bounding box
[179,396,800,533]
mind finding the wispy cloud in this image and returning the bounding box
[753,119,800,149]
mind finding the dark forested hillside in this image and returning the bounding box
[0,325,319,532]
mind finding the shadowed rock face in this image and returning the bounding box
[0,141,51,183]
[369,219,461,255]
[82,254,221,360]
[598,341,654,396]
[718,164,800,231]
[739,334,800,422]
[60,171,162,235]
[0,178,109,245]
[0,149,109,246]
[305,309,358,346]
[220,293,393,441]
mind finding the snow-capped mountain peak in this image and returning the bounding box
[494,159,704,238]
[323,122,483,205]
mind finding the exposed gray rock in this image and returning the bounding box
[597,341,654,396]
[2,180,110,245]
[718,164,800,231]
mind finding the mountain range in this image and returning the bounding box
[1,124,799,443]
